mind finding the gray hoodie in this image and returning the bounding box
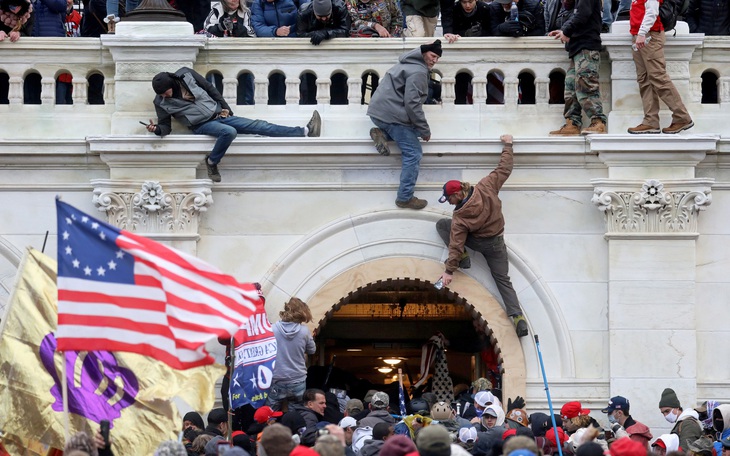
[366,48,431,138]
[272,321,316,382]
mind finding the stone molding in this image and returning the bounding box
[91,179,212,240]
[591,178,713,239]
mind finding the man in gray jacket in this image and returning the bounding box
[367,40,442,210]
[147,67,321,182]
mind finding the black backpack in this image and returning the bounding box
[659,0,689,32]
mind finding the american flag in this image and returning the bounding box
[55,200,261,370]
[398,368,407,417]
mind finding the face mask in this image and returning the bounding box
[608,414,618,424]
[665,409,678,424]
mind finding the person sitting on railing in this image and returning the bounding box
[146,67,322,183]
[297,0,351,45]
[443,0,491,43]
[0,0,33,41]
[204,0,256,37]
[251,0,300,37]
[489,0,545,37]
[345,0,403,37]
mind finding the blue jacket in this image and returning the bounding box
[32,0,66,36]
[251,0,303,36]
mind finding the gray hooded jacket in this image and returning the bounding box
[272,320,316,382]
[366,48,431,138]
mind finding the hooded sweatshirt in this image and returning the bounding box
[366,47,431,138]
[272,321,316,383]
[671,409,702,452]
[655,434,680,453]
[712,404,730,456]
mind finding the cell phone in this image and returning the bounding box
[100,419,110,448]
[217,440,231,456]
[139,121,151,127]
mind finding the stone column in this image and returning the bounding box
[589,135,715,433]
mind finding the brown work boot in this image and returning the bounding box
[395,197,427,210]
[627,123,660,134]
[582,119,607,135]
[549,119,581,136]
[662,120,694,134]
[370,128,391,156]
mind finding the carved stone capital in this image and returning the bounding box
[591,179,713,239]
[91,180,213,241]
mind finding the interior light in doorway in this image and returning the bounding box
[383,358,402,365]
[377,367,393,374]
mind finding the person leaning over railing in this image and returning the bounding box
[443,0,492,43]
[204,0,256,37]
[345,0,402,37]
[297,0,351,45]
[0,0,34,42]
[251,0,300,36]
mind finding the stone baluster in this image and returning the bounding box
[72,77,88,105]
[222,77,238,106]
[42,77,55,105]
[285,77,300,105]
[504,76,519,107]
[472,77,488,105]
[535,77,549,104]
[9,77,23,105]
[316,78,330,105]
[347,77,361,106]
[255,76,269,105]
[689,77,703,104]
[440,76,455,105]
[719,76,730,105]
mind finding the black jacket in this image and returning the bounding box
[449,0,491,36]
[561,0,601,58]
[489,0,545,37]
[685,0,730,35]
[296,0,350,38]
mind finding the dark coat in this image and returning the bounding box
[251,0,300,36]
[401,0,453,32]
[685,0,730,35]
[489,0,545,37]
[0,0,34,35]
[31,0,65,36]
[296,0,350,38]
[449,0,491,36]
[80,0,106,36]
[561,0,601,58]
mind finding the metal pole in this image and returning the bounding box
[534,335,563,456]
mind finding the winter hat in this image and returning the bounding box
[254,406,284,424]
[471,378,493,392]
[346,399,364,416]
[184,411,206,430]
[381,435,418,456]
[439,180,462,203]
[372,391,390,409]
[205,436,227,456]
[155,441,189,456]
[474,391,495,408]
[687,436,714,456]
[560,401,590,420]
[502,429,517,440]
[232,431,253,453]
[545,427,567,447]
[261,424,296,456]
[431,402,454,421]
[224,448,250,456]
[64,432,99,456]
[515,427,535,441]
[420,40,443,57]
[152,72,175,94]
[208,407,228,425]
[416,425,452,456]
[609,438,646,456]
[458,427,478,444]
[658,388,681,409]
[312,0,331,16]
[505,409,530,427]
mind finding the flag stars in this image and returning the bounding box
[116,250,125,259]
[62,231,69,240]
[107,260,117,270]
[99,231,106,240]
[83,266,92,276]
[65,246,73,255]
[65,217,73,225]
[72,259,80,268]
[96,266,106,276]
[81,216,88,223]
[91,222,99,230]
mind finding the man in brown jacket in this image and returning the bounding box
[435,134,527,337]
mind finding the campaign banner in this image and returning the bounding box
[230,307,276,409]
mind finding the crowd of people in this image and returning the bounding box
[59,378,730,456]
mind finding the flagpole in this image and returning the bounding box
[61,355,70,442]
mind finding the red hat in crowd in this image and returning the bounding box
[254,406,283,424]
[545,427,568,447]
[610,437,647,456]
[561,401,590,420]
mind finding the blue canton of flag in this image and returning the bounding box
[398,369,407,417]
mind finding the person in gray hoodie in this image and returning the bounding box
[267,297,317,411]
[367,40,442,211]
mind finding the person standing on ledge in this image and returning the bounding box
[367,40,442,210]
[146,67,321,183]
[435,134,528,338]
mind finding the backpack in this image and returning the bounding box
[659,0,689,32]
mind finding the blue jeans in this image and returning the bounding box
[266,379,306,411]
[370,117,423,202]
[192,115,304,164]
[56,81,73,105]
[107,0,139,17]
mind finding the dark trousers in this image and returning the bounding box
[436,218,522,317]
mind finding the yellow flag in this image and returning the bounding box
[0,249,225,455]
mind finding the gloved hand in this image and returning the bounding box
[507,396,526,411]
[310,30,329,45]
[465,23,482,37]
[497,20,523,37]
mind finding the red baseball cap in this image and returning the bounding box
[254,406,283,424]
[439,180,462,203]
[561,401,590,420]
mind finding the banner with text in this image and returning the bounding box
[230,305,276,409]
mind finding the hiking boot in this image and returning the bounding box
[395,197,427,210]
[306,110,321,137]
[512,315,528,338]
[581,119,607,135]
[549,119,581,136]
[205,157,221,183]
[459,252,471,269]
[601,23,610,33]
[662,120,694,134]
[370,127,391,156]
[627,123,660,134]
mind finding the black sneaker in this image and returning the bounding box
[370,127,391,156]
[307,111,321,137]
[395,197,427,210]
[205,157,221,183]
[459,253,471,269]
[512,315,528,338]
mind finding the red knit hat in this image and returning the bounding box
[611,437,648,456]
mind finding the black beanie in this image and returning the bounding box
[184,411,205,430]
[152,72,175,94]
[659,388,681,409]
[420,40,443,57]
